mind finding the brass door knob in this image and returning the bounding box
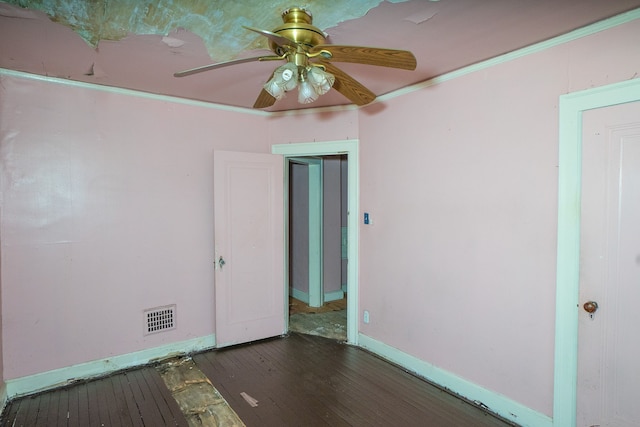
[583,301,599,314]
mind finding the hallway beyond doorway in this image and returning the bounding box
[288,297,347,341]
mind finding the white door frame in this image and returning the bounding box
[554,78,640,427]
[273,140,359,345]
[289,157,324,308]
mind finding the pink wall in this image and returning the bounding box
[266,109,359,145]
[0,76,270,379]
[357,19,640,416]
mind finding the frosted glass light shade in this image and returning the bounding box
[278,63,299,91]
[298,80,319,104]
[264,79,286,100]
[308,67,335,95]
[264,63,299,100]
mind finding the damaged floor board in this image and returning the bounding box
[288,297,347,341]
[289,310,347,341]
[156,357,244,427]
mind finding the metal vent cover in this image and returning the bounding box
[144,304,176,335]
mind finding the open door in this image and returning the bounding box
[213,150,285,348]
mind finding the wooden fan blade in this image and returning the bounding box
[174,55,280,77]
[322,62,376,106]
[311,45,416,70]
[253,89,277,108]
[253,71,277,109]
[243,26,298,49]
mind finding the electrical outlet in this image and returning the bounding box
[363,310,370,324]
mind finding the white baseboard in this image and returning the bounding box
[291,288,309,303]
[291,288,345,303]
[324,290,344,302]
[358,334,552,427]
[5,334,216,399]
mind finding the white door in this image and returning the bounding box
[213,150,285,348]
[578,101,640,426]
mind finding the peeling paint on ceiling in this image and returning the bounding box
[3,0,639,111]
[3,0,410,60]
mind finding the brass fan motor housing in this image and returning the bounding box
[269,7,326,51]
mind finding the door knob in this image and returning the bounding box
[218,256,226,269]
[583,301,598,314]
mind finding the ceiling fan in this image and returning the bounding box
[173,6,417,108]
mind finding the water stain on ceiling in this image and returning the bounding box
[3,0,410,61]
[2,0,639,111]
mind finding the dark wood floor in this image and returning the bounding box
[194,333,515,427]
[0,367,187,426]
[1,333,517,427]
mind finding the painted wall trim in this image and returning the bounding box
[289,283,344,304]
[554,78,640,427]
[377,7,640,104]
[0,67,355,116]
[358,333,552,427]
[324,290,344,302]
[270,103,358,117]
[0,68,268,116]
[291,288,310,304]
[5,334,216,399]
[272,140,359,345]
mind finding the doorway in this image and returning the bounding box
[554,78,640,427]
[272,140,359,345]
[288,155,348,341]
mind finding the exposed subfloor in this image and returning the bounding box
[288,297,347,341]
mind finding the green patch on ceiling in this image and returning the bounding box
[4,0,409,60]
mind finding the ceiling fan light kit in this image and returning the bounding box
[264,62,336,104]
[174,6,417,109]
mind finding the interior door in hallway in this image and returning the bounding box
[213,151,284,348]
[578,101,640,426]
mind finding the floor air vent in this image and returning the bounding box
[144,305,176,335]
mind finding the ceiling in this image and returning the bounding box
[1,0,639,112]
